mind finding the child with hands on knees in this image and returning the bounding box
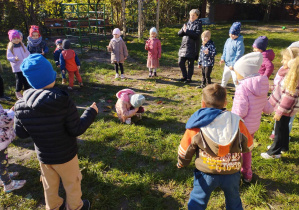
[115,89,145,125]
[231,52,274,182]
[107,28,128,79]
[53,39,67,84]
[27,25,48,55]
[6,30,30,99]
[198,30,216,88]
[220,22,244,87]
[145,27,161,77]
[0,104,26,193]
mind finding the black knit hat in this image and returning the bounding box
[62,39,71,49]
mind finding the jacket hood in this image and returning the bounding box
[186,108,224,129]
[22,88,69,112]
[62,49,75,60]
[200,111,241,146]
[116,89,135,102]
[239,75,269,97]
[262,49,275,61]
[235,35,244,42]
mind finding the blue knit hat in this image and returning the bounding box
[130,94,145,108]
[252,36,268,51]
[21,54,56,89]
[229,22,241,36]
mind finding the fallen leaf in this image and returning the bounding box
[157,101,163,104]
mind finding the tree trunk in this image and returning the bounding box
[206,1,215,22]
[138,0,143,39]
[263,0,272,22]
[122,0,126,38]
[201,0,207,18]
[156,0,160,35]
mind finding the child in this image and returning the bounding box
[60,39,83,90]
[115,89,145,124]
[178,9,202,83]
[53,39,67,84]
[269,43,299,140]
[231,52,274,182]
[261,56,299,159]
[6,30,30,99]
[16,54,98,209]
[177,83,253,209]
[145,27,161,77]
[252,36,275,78]
[220,22,244,87]
[198,30,216,88]
[107,28,128,79]
[27,25,48,55]
[0,105,26,193]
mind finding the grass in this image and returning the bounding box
[0,22,299,209]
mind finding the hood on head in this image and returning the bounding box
[262,49,275,61]
[116,89,135,102]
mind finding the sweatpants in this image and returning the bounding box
[221,65,238,87]
[68,70,82,88]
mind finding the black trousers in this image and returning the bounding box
[268,115,290,155]
[179,57,194,80]
[15,72,30,92]
[0,149,11,185]
[114,63,124,74]
[201,66,213,85]
[0,74,4,97]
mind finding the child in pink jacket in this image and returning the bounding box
[115,89,145,124]
[145,27,161,77]
[231,52,274,182]
[252,36,275,78]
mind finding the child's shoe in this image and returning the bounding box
[79,82,84,87]
[261,152,281,159]
[15,92,23,100]
[67,86,73,90]
[0,172,19,186]
[62,78,67,84]
[125,118,131,124]
[81,199,90,210]
[149,71,153,78]
[153,72,157,77]
[115,73,120,79]
[4,180,26,193]
[121,74,125,79]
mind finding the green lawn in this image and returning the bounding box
[0,23,298,209]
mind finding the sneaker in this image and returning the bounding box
[125,118,131,125]
[149,71,152,78]
[4,180,26,193]
[67,86,73,90]
[0,96,12,101]
[0,172,19,186]
[184,79,191,84]
[115,73,120,79]
[121,74,125,79]
[269,134,275,140]
[153,72,157,77]
[81,199,90,210]
[15,92,23,100]
[79,82,84,87]
[62,78,67,84]
[261,152,281,159]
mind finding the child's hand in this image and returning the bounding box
[204,48,209,54]
[124,57,127,60]
[219,60,224,65]
[41,49,44,55]
[183,24,187,32]
[90,102,98,113]
[62,70,65,74]
[198,65,201,69]
[107,46,111,51]
[273,113,282,121]
[229,66,233,70]
[78,66,80,71]
[15,56,19,61]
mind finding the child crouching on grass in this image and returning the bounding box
[115,89,145,124]
[177,84,253,209]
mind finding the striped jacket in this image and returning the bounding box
[177,111,253,175]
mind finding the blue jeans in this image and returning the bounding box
[188,169,243,210]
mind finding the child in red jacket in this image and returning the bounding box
[145,27,161,77]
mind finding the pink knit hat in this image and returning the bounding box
[113,28,121,36]
[8,30,21,41]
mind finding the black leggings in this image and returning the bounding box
[0,149,11,185]
[15,72,30,92]
[114,63,124,74]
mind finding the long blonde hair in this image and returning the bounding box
[283,56,299,95]
[7,41,26,56]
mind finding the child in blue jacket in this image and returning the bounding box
[53,39,66,84]
[220,22,245,87]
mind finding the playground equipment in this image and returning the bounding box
[61,3,113,53]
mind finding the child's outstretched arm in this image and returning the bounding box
[14,117,30,139]
[263,101,274,115]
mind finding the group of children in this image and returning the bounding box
[0,16,298,210]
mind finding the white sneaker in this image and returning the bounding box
[121,74,125,79]
[125,118,131,124]
[115,73,120,78]
[267,145,271,150]
[261,152,281,159]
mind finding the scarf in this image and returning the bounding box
[27,36,42,47]
[13,43,22,48]
[112,36,122,42]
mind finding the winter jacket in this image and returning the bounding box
[273,66,288,88]
[259,49,275,78]
[177,108,253,175]
[145,38,161,59]
[269,77,299,117]
[27,40,49,54]
[115,89,137,122]
[60,49,80,72]
[14,88,97,164]
[0,105,15,151]
[198,40,216,67]
[232,75,274,134]
[7,45,30,73]
[53,48,63,67]
[108,39,128,63]
[221,36,245,67]
[178,19,202,59]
